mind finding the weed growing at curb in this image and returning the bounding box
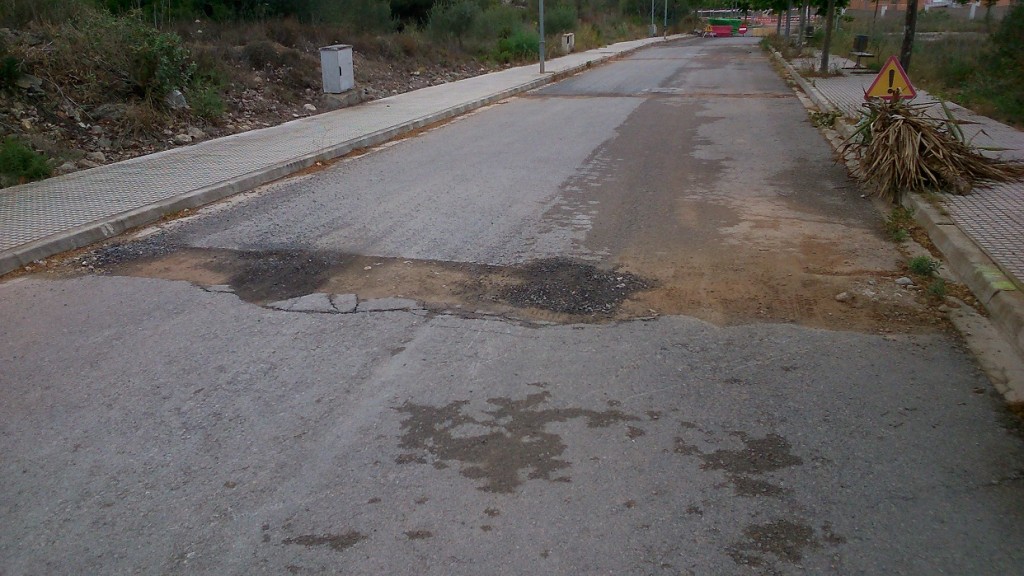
[884,206,915,242]
[927,278,947,299]
[810,110,841,129]
[0,137,51,186]
[909,255,941,277]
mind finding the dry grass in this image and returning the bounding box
[843,96,1024,203]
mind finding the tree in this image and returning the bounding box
[983,0,999,30]
[899,0,918,71]
[819,0,834,72]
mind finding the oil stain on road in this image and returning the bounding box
[394,390,639,493]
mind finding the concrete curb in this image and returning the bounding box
[1,38,675,276]
[768,46,1024,401]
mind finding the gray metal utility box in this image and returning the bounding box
[320,44,354,94]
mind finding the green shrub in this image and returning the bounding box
[189,84,225,120]
[312,0,395,34]
[909,256,941,277]
[129,30,195,100]
[429,1,482,48]
[0,55,19,91]
[472,5,525,41]
[0,0,88,27]
[39,8,195,104]
[494,28,539,63]
[545,4,578,35]
[0,137,51,187]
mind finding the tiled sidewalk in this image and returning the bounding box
[794,53,1024,287]
[0,37,671,275]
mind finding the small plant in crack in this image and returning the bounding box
[884,206,915,242]
[909,255,941,277]
[927,278,947,299]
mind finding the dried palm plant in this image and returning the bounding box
[841,94,1024,204]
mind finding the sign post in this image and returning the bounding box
[864,55,917,101]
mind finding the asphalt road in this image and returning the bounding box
[3,38,1024,575]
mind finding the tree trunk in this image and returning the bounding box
[777,10,782,35]
[900,0,919,72]
[798,0,808,48]
[820,0,836,73]
[785,0,793,40]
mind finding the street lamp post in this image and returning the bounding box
[539,0,546,73]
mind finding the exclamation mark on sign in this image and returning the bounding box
[887,69,896,94]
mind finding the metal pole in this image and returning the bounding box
[539,0,545,73]
[664,0,668,36]
[650,0,655,35]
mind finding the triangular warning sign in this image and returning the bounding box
[864,56,917,101]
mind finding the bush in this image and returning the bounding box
[37,8,195,104]
[313,0,396,34]
[129,30,196,100]
[545,4,578,35]
[429,1,482,48]
[0,38,20,92]
[494,28,539,63]
[189,84,225,120]
[0,0,89,27]
[242,40,280,69]
[909,256,941,277]
[472,5,525,41]
[0,137,51,187]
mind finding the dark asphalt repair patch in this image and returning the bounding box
[674,432,803,498]
[281,531,367,552]
[395,390,640,493]
[494,258,650,316]
[726,520,820,567]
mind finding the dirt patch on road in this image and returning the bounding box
[64,244,654,323]
[50,232,957,332]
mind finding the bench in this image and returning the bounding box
[847,51,877,73]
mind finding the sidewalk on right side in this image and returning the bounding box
[778,50,1024,403]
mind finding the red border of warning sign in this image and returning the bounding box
[864,55,917,101]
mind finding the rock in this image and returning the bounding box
[303,103,317,112]
[56,162,77,175]
[895,277,915,286]
[834,292,852,303]
[97,137,112,149]
[20,119,32,131]
[186,127,205,140]
[85,151,106,163]
[173,133,193,145]
[77,159,100,169]
[15,74,43,91]
[93,103,127,121]
[164,89,188,110]
[89,125,104,135]
[938,304,951,313]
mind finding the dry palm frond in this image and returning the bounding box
[841,96,1024,204]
